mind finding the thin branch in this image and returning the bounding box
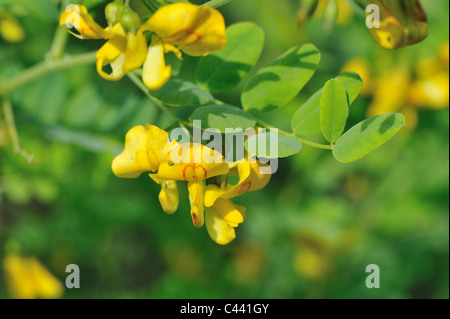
[1,98,38,164]
[0,51,97,97]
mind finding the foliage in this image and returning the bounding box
[0,0,448,299]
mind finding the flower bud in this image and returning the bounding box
[297,0,319,26]
[159,180,179,215]
[322,0,339,32]
[105,1,124,28]
[120,8,141,33]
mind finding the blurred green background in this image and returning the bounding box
[0,0,448,299]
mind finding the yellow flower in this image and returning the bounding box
[0,16,25,43]
[203,159,271,245]
[140,3,226,90]
[60,4,147,81]
[142,36,174,91]
[112,124,178,178]
[149,174,180,215]
[3,254,64,299]
[112,124,180,214]
[150,143,230,228]
[204,160,271,207]
[61,3,226,90]
[59,4,113,40]
[142,3,227,57]
[367,0,428,50]
[205,199,246,245]
[96,24,148,81]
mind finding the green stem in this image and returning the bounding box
[48,25,69,60]
[297,138,333,150]
[48,0,71,60]
[202,0,234,9]
[1,98,37,164]
[256,119,333,150]
[127,72,189,130]
[0,51,97,97]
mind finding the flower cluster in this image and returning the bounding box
[112,124,271,245]
[60,2,226,90]
[341,41,449,128]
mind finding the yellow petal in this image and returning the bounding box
[142,36,172,91]
[188,181,204,228]
[112,124,173,178]
[204,159,270,206]
[146,123,178,163]
[112,126,150,178]
[4,254,35,299]
[369,15,407,50]
[123,29,148,74]
[28,258,64,299]
[159,180,179,215]
[246,161,272,191]
[60,4,113,40]
[205,207,236,245]
[142,3,226,56]
[212,198,245,227]
[164,43,183,60]
[367,0,428,50]
[204,184,228,208]
[155,143,229,182]
[96,25,127,81]
[3,254,63,299]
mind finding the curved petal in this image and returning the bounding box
[142,36,172,91]
[204,160,270,206]
[205,207,236,245]
[188,181,204,228]
[112,126,152,178]
[247,161,272,192]
[123,29,148,74]
[112,124,174,178]
[213,198,245,228]
[156,143,229,182]
[158,179,179,215]
[96,26,127,81]
[142,3,226,56]
[60,4,113,40]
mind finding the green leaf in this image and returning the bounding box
[336,72,364,105]
[189,104,256,133]
[332,113,406,163]
[292,72,362,136]
[196,22,265,93]
[149,80,214,107]
[242,43,320,113]
[320,79,349,143]
[245,131,303,159]
[62,85,103,129]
